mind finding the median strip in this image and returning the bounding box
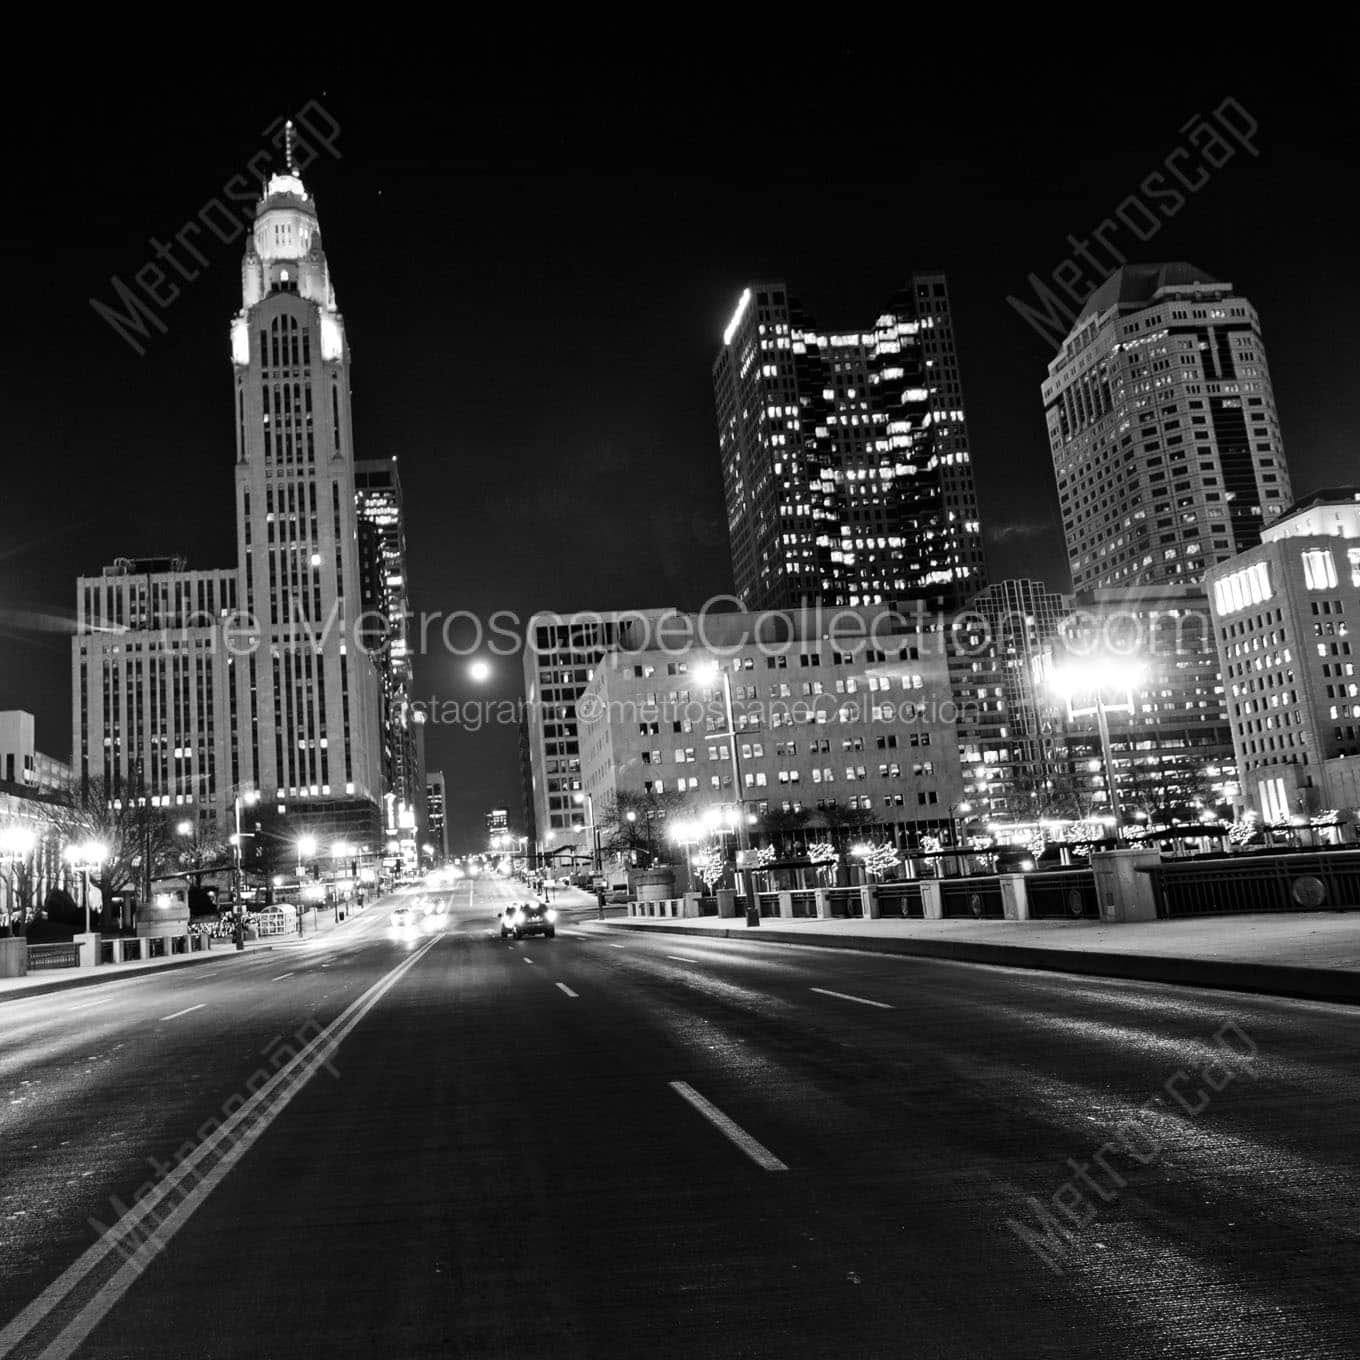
[809,987,893,1010]
[669,1081,788,1172]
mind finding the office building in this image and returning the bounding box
[522,608,675,856]
[1053,585,1238,817]
[952,580,1072,823]
[426,770,448,861]
[576,606,965,850]
[73,129,386,847]
[1043,263,1292,592]
[1206,489,1360,819]
[714,275,986,612]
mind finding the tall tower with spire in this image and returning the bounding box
[73,125,391,869]
[229,126,384,838]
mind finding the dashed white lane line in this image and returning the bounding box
[159,1004,206,1021]
[606,943,626,950]
[272,973,294,981]
[523,957,534,965]
[809,987,893,1010]
[669,1081,788,1172]
[666,955,701,964]
[555,983,579,998]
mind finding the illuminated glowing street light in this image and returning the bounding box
[468,659,491,683]
[1051,658,1147,826]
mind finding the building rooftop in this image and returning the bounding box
[1075,262,1225,326]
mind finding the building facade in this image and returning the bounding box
[1043,263,1292,593]
[73,132,386,848]
[1206,489,1360,820]
[355,456,424,857]
[576,607,965,850]
[714,276,986,613]
[522,608,675,855]
[1053,585,1238,818]
[426,771,448,861]
[952,580,1072,824]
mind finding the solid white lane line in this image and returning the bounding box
[809,987,893,1010]
[666,955,701,964]
[669,1081,788,1172]
[0,936,438,1360]
[272,973,293,982]
[158,1004,206,1022]
[555,983,578,998]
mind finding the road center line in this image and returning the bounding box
[809,987,893,1010]
[669,1081,788,1171]
[159,1004,206,1021]
[555,983,579,998]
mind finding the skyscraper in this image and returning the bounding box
[713,275,987,612]
[1042,263,1292,592]
[355,456,424,862]
[74,127,386,847]
[230,130,384,836]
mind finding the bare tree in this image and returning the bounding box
[52,777,176,922]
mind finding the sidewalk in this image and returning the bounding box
[0,896,394,1005]
[599,911,1360,1004]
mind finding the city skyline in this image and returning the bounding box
[2,74,1357,846]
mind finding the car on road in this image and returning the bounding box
[498,901,557,940]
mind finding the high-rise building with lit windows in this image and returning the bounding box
[73,127,386,849]
[356,457,423,855]
[713,275,987,612]
[1206,489,1360,820]
[1043,263,1292,592]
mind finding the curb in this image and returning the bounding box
[0,944,276,1005]
[599,921,1360,1005]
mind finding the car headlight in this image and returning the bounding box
[545,909,557,922]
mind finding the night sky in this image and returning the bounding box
[1,53,1355,852]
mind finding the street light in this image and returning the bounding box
[61,839,109,935]
[231,788,260,910]
[468,659,492,683]
[574,792,602,879]
[1051,658,1146,827]
[667,819,704,894]
[296,835,317,935]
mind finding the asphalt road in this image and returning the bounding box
[1,875,1359,1358]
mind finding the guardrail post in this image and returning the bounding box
[776,891,793,918]
[74,931,101,968]
[999,874,1030,922]
[862,885,879,919]
[919,880,943,920]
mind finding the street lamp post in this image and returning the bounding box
[1052,659,1144,831]
[296,835,317,935]
[573,793,602,879]
[62,840,110,935]
[230,789,260,911]
[694,661,758,926]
